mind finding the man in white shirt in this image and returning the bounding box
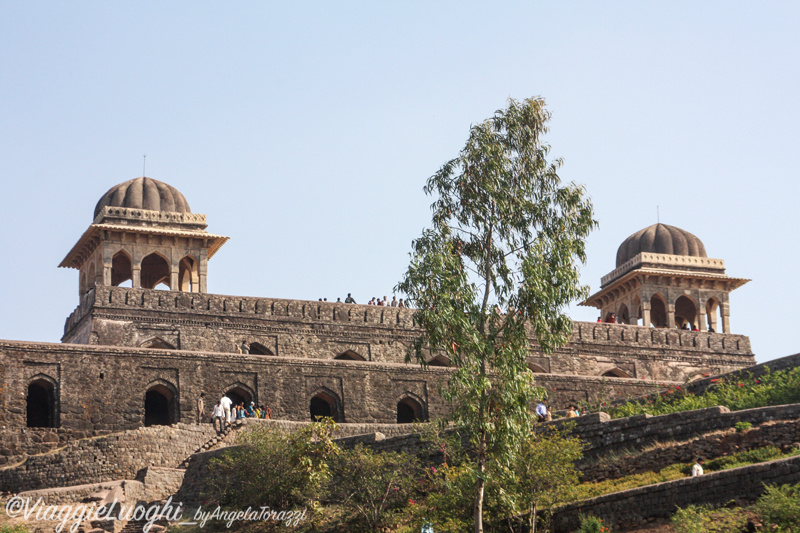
[211,401,223,433]
[219,395,233,426]
[692,459,704,477]
[536,399,548,422]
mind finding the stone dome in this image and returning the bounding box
[94,177,191,219]
[616,223,707,267]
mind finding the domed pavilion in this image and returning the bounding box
[582,223,748,333]
[60,177,228,296]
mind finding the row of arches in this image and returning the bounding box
[81,250,199,295]
[608,294,726,332]
[24,379,428,429]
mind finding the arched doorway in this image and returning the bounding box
[27,378,57,428]
[650,295,667,327]
[141,253,171,290]
[397,397,425,424]
[675,296,697,329]
[427,355,451,367]
[144,383,177,426]
[310,390,341,422]
[112,251,133,287]
[248,343,273,355]
[224,385,254,409]
[617,304,630,325]
[706,298,721,332]
[178,256,197,292]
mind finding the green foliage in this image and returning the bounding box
[0,525,30,533]
[735,421,752,433]
[704,446,785,471]
[577,513,611,533]
[755,483,800,530]
[397,96,596,531]
[497,426,583,532]
[208,418,339,514]
[607,366,800,419]
[325,444,421,532]
[670,504,748,533]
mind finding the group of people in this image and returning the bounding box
[598,313,715,332]
[536,399,583,422]
[366,296,405,307]
[196,392,272,434]
[315,294,407,308]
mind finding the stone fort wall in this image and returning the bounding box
[1,340,659,435]
[63,286,754,383]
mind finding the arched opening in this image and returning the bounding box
[87,262,97,292]
[248,343,274,355]
[80,271,87,296]
[144,383,177,427]
[140,253,171,290]
[631,297,642,326]
[527,363,548,373]
[675,296,697,329]
[334,350,366,361]
[27,378,57,428]
[178,256,197,292]
[649,295,667,327]
[602,368,633,378]
[310,391,341,422]
[427,355,451,367]
[706,298,721,332]
[617,304,630,325]
[140,337,175,349]
[111,251,133,287]
[224,386,253,410]
[397,397,425,424]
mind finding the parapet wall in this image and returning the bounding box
[551,454,800,532]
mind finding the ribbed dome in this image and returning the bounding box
[616,223,707,267]
[94,177,191,219]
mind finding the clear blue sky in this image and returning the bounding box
[2,2,798,364]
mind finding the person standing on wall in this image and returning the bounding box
[196,392,206,424]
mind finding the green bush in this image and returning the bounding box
[607,366,800,419]
[755,483,800,529]
[577,513,611,532]
[326,444,421,532]
[734,421,752,433]
[208,418,339,514]
[704,446,783,471]
[0,525,31,533]
[670,504,747,533]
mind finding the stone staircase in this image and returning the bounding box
[177,421,242,469]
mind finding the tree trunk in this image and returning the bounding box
[473,430,487,533]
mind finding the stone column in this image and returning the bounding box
[666,303,676,329]
[641,302,651,327]
[132,266,141,289]
[722,313,731,334]
[697,302,707,332]
[170,268,179,291]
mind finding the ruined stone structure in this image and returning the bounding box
[2,177,756,440]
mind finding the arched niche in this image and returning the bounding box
[141,253,171,290]
[397,395,426,424]
[248,342,274,356]
[27,377,58,428]
[427,355,451,367]
[309,389,342,422]
[602,367,633,378]
[140,337,175,349]
[144,381,178,426]
[527,363,548,374]
[334,350,366,361]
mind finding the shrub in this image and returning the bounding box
[577,513,610,532]
[325,444,421,532]
[670,504,747,533]
[755,483,800,529]
[208,418,339,513]
[734,421,752,433]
